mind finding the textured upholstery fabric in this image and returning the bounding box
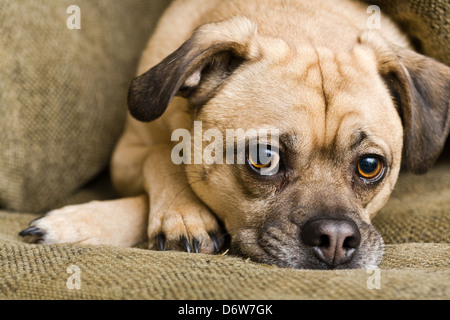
[0,0,171,212]
[363,0,450,65]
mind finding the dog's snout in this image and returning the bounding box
[301,219,361,268]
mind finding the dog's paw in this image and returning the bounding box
[19,197,148,247]
[19,203,105,245]
[148,200,226,254]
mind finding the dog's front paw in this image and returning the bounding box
[19,203,112,245]
[148,200,226,254]
[19,197,148,247]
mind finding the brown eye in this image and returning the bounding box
[249,150,272,168]
[357,156,384,181]
[247,145,280,176]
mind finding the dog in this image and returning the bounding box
[20,0,450,269]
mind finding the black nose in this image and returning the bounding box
[301,218,361,268]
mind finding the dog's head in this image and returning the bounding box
[128,17,450,269]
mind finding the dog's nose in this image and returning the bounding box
[301,218,361,268]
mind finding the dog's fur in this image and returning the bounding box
[20,0,450,269]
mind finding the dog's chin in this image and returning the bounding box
[228,221,385,270]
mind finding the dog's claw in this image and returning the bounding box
[192,239,200,254]
[156,234,166,251]
[182,236,191,253]
[209,232,220,253]
[19,226,45,244]
[19,226,45,238]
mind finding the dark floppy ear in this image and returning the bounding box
[371,37,450,174]
[385,48,450,174]
[128,17,259,122]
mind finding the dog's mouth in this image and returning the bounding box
[228,216,384,270]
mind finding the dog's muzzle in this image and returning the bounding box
[230,209,384,270]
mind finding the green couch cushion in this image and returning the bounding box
[0,0,171,213]
[364,0,450,66]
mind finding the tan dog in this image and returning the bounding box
[20,0,450,269]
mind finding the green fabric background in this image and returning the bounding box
[0,0,171,212]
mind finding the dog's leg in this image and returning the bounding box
[22,144,224,252]
[141,144,223,254]
[110,105,224,254]
[19,195,148,247]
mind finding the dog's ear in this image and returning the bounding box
[369,35,450,174]
[128,17,259,122]
[385,48,450,174]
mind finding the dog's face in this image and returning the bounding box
[129,17,450,269]
[185,42,403,269]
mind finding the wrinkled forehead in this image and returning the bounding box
[199,42,401,150]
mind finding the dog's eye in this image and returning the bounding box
[249,149,272,168]
[248,145,280,176]
[357,156,384,181]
